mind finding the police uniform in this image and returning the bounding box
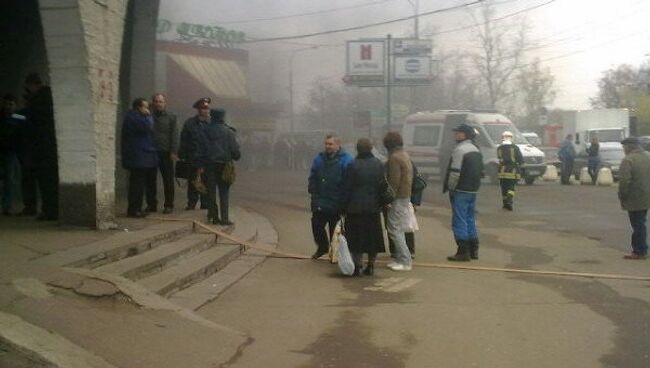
[497,132,524,210]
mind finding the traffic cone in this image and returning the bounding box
[579,167,591,185]
[543,165,558,181]
[597,167,614,186]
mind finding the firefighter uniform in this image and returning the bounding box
[497,132,524,211]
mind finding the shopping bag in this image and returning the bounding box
[336,234,355,276]
[328,221,342,264]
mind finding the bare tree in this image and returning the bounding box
[515,58,557,130]
[469,1,528,109]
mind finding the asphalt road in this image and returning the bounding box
[196,169,649,368]
[423,177,631,254]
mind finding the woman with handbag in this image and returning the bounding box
[340,138,387,276]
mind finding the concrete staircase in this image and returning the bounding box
[36,207,277,310]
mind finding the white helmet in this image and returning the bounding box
[502,131,513,138]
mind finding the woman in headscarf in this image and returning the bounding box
[341,138,387,276]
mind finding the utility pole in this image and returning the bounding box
[386,34,392,131]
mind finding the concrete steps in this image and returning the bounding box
[169,211,279,311]
[138,244,242,296]
[36,221,193,268]
[36,207,277,308]
[93,233,217,280]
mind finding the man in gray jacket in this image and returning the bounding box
[618,137,650,260]
[151,94,178,214]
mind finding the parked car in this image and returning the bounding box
[572,145,625,181]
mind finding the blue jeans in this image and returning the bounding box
[628,210,648,256]
[451,191,478,241]
[587,158,600,184]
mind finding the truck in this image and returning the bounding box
[556,109,629,149]
[402,110,547,185]
[556,108,629,180]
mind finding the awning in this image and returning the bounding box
[167,53,248,99]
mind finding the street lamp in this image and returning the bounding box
[289,46,318,133]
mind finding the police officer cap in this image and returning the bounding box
[193,97,211,109]
[453,123,476,138]
[621,137,639,145]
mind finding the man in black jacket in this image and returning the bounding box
[151,93,178,214]
[443,124,483,261]
[24,73,58,221]
[179,98,240,225]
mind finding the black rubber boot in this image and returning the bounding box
[447,240,471,262]
[469,239,479,260]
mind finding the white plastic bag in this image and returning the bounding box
[336,234,355,276]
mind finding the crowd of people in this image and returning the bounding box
[0,73,58,220]
[121,95,240,225]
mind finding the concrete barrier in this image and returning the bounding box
[579,167,592,185]
[543,165,558,181]
[597,167,614,186]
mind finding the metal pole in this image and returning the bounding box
[386,34,392,131]
[289,55,294,133]
[415,0,419,39]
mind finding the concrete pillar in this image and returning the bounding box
[39,0,128,229]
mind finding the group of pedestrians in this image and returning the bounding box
[121,95,240,225]
[308,126,484,276]
[0,73,58,220]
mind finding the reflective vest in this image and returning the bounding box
[497,143,524,180]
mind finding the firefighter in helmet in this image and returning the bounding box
[497,131,524,211]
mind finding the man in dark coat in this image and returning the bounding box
[308,134,353,259]
[443,123,484,262]
[558,134,576,185]
[24,73,59,221]
[0,94,23,215]
[151,93,178,214]
[618,137,650,260]
[121,98,158,218]
[179,98,240,225]
[179,98,211,211]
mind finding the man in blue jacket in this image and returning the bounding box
[308,134,353,259]
[122,98,158,218]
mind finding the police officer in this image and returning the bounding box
[497,131,524,211]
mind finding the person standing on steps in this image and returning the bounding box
[443,124,483,262]
[121,98,158,218]
[151,93,178,214]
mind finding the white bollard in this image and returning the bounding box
[579,167,592,185]
[543,165,558,181]
[597,167,614,186]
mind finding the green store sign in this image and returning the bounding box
[157,19,246,48]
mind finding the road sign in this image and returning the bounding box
[392,38,432,55]
[346,40,385,77]
[393,56,432,82]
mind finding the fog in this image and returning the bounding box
[159,0,650,152]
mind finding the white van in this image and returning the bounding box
[402,110,547,184]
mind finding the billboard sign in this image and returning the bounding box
[393,56,432,81]
[346,40,385,76]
